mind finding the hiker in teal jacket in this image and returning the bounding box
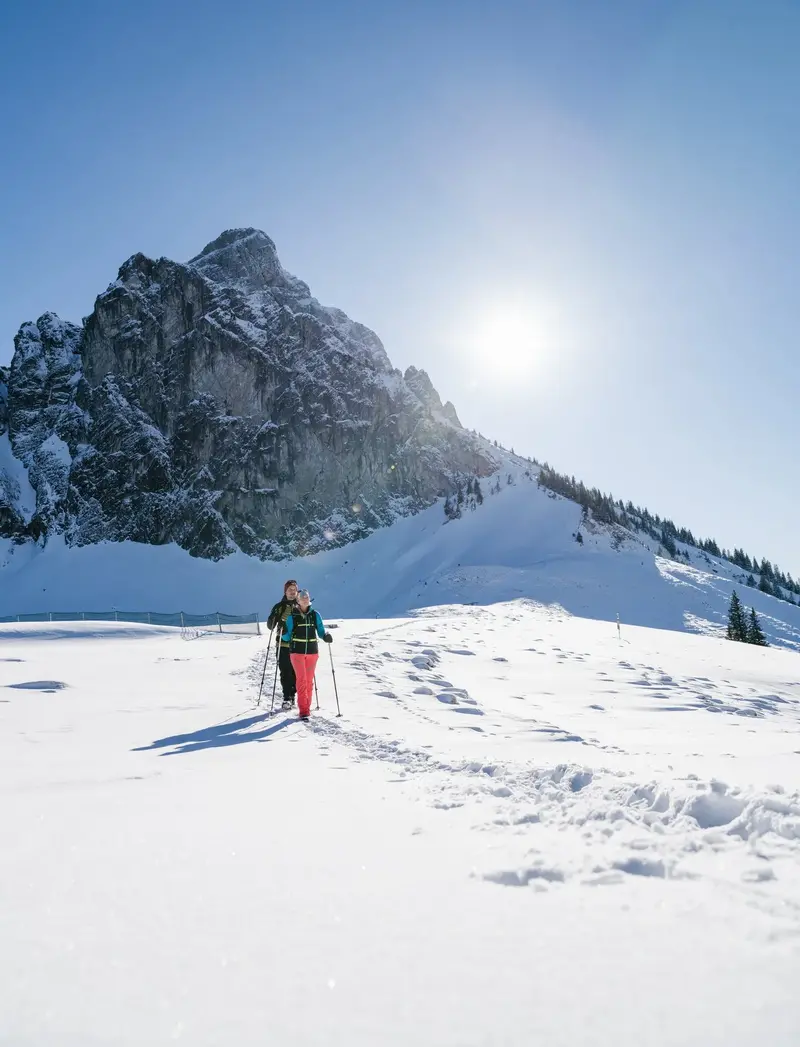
[282,589,332,720]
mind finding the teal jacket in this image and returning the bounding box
[282,609,326,654]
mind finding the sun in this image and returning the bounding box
[464,296,564,380]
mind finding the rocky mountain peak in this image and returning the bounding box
[1,231,497,560]
[188,227,301,295]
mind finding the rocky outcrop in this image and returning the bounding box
[4,315,84,539]
[1,229,498,559]
[0,365,24,537]
[403,366,462,427]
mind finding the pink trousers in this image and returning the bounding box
[290,653,319,716]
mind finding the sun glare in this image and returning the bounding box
[464,297,565,382]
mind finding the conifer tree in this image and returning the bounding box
[726,591,748,642]
[747,607,768,646]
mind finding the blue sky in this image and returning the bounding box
[1,0,798,574]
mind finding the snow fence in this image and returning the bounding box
[0,611,261,635]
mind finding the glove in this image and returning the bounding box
[323,632,333,644]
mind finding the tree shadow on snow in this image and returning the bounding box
[132,713,294,756]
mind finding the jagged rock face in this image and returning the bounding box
[0,365,21,536]
[404,366,462,427]
[1,229,496,559]
[0,366,8,434]
[5,315,85,538]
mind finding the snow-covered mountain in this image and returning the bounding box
[2,228,797,651]
[3,459,800,651]
[0,229,493,559]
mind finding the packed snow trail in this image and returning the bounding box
[2,609,800,1046]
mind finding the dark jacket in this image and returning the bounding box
[282,608,327,655]
[267,598,297,648]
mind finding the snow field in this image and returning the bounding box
[2,604,800,1045]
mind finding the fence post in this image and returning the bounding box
[180,612,185,629]
[49,612,52,622]
[217,612,222,634]
[148,612,151,625]
[256,612,261,636]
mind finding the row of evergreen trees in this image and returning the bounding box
[535,463,798,605]
[726,591,767,646]
[444,478,484,520]
[444,471,520,520]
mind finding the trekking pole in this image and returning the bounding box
[328,644,342,717]
[256,626,275,706]
[314,675,320,711]
[269,634,281,714]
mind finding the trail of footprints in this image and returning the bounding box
[314,634,800,903]
[243,636,800,903]
[616,659,800,719]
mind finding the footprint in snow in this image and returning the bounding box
[411,655,436,670]
[483,866,565,887]
[613,857,667,878]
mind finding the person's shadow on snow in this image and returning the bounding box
[132,713,294,756]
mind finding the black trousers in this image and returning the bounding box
[278,644,296,698]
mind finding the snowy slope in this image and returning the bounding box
[2,608,800,1046]
[0,430,36,521]
[2,462,800,651]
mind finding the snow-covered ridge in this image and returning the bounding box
[2,461,799,650]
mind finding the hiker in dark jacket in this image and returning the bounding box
[267,580,299,708]
[282,589,332,720]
